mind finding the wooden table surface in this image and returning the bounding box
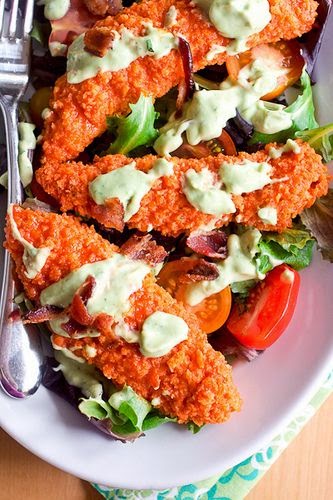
[0,395,332,500]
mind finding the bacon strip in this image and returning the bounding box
[186,230,228,259]
[121,234,168,265]
[22,305,63,324]
[61,318,87,335]
[84,27,116,57]
[179,259,219,284]
[69,275,96,326]
[83,0,123,16]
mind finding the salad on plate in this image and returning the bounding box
[1,0,333,442]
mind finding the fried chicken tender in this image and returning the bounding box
[5,206,241,425]
[41,0,318,164]
[36,140,329,237]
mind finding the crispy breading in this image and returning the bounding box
[36,141,330,237]
[41,0,318,164]
[5,206,241,425]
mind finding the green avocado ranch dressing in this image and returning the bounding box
[8,205,51,279]
[194,0,271,57]
[38,0,70,21]
[67,24,179,84]
[41,254,189,358]
[182,158,288,216]
[154,59,292,156]
[40,254,151,320]
[194,0,271,39]
[18,122,36,188]
[89,158,174,222]
[185,229,265,306]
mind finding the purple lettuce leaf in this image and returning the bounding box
[299,0,333,75]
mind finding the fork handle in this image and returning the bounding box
[0,98,43,397]
[0,98,23,204]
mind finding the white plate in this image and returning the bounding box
[1,13,333,491]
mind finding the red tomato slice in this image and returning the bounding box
[173,129,237,159]
[157,259,232,334]
[226,265,300,349]
[226,40,304,100]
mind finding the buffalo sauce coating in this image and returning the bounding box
[41,0,318,164]
[5,206,241,425]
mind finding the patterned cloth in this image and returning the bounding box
[92,371,332,500]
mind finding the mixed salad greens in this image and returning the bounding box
[1,0,333,440]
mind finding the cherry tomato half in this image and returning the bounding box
[226,40,304,101]
[157,258,232,334]
[173,129,237,159]
[226,264,300,349]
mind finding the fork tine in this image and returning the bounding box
[8,0,19,39]
[0,0,5,36]
[23,0,34,37]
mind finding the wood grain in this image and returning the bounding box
[0,395,332,500]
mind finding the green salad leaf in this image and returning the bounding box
[187,422,204,434]
[105,95,159,155]
[249,69,318,145]
[256,228,315,273]
[230,279,257,299]
[79,385,173,436]
[78,398,113,420]
[300,189,333,262]
[31,20,51,47]
[296,123,333,162]
[109,386,152,431]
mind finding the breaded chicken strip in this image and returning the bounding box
[41,0,318,164]
[5,206,241,425]
[36,141,329,237]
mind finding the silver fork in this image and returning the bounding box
[0,0,44,398]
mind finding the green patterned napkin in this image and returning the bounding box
[93,371,332,500]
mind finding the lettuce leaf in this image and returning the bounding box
[230,279,257,299]
[105,95,159,155]
[109,386,152,431]
[257,229,315,272]
[31,20,51,47]
[300,189,333,262]
[78,398,113,420]
[79,386,173,436]
[296,123,333,162]
[263,228,314,252]
[187,422,204,434]
[249,69,318,145]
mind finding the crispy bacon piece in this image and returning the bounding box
[69,275,96,326]
[83,0,123,16]
[22,305,63,324]
[89,197,125,232]
[48,0,101,52]
[61,318,87,335]
[179,259,219,284]
[121,234,168,265]
[84,27,116,57]
[186,230,228,259]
